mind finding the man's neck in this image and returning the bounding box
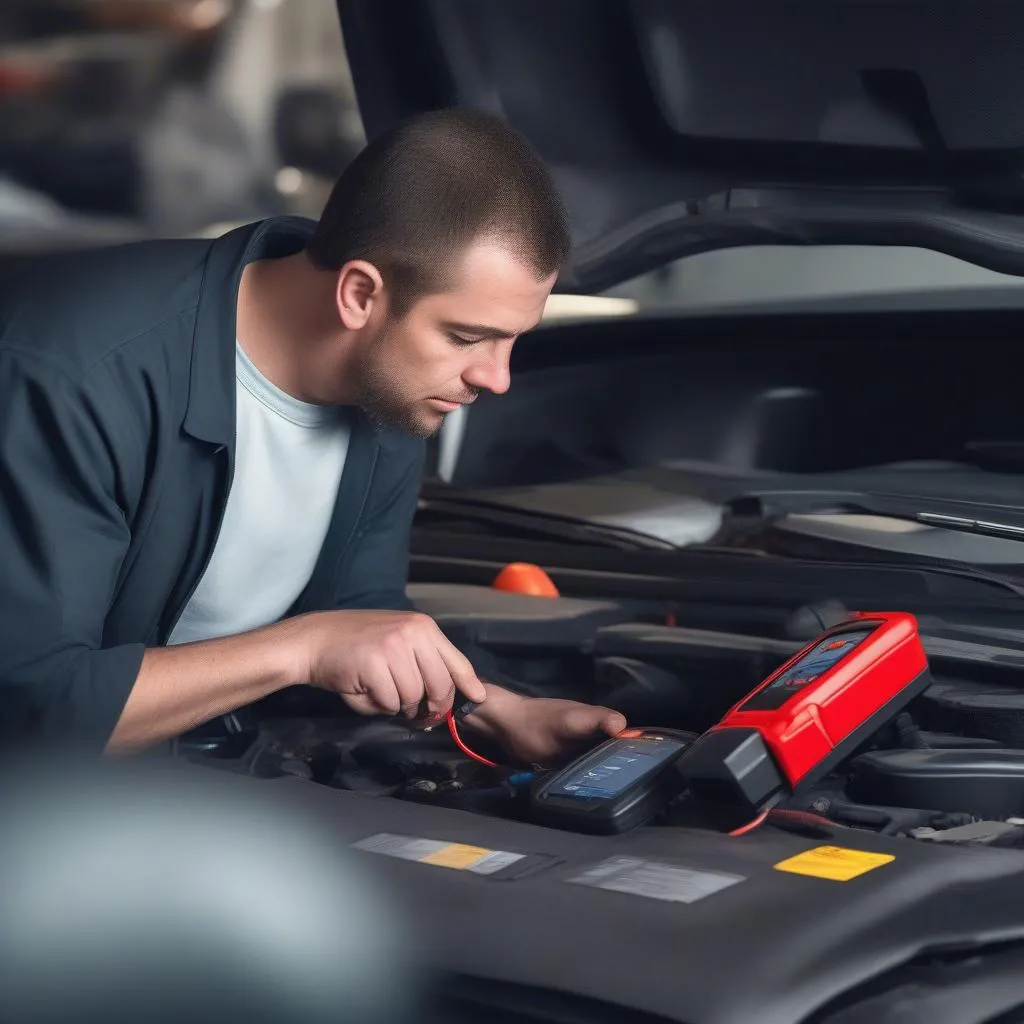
[235,252,355,405]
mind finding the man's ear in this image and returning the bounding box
[335,259,384,331]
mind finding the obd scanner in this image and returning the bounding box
[674,612,933,829]
[530,728,697,834]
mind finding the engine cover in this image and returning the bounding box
[848,748,1024,819]
[918,680,1024,747]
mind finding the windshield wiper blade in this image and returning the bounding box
[729,488,1024,538]
[416,495,676,552]
[915,511,1024,540]
[727,489,1024,599]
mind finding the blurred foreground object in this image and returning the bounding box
[0,758,421,1024]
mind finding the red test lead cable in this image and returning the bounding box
[446,707,500,768]
[728,810,769,837]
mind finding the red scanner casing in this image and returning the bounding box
[711,611,930,789]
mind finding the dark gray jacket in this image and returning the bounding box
[0,217,424,750]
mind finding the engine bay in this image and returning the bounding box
[183,585,1024,852]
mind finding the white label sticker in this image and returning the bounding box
[468,850,527,875]
[569,856,744,904]
[352,833,448,861]
[352,832,526,874]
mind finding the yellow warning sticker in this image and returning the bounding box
[773,845,895,882]
[420,843,492,869]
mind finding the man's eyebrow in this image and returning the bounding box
[442,321,519,340]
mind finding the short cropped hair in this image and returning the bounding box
[306,108,571,316]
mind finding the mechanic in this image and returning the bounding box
[0,109,626,763]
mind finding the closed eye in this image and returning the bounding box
[448,333,484,347]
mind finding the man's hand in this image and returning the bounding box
[463,685,627,767]
[300,609,488,717]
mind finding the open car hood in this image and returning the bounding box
[338,0,1024,292]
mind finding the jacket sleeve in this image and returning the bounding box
[0,352,145,752]
[330,438,425,613]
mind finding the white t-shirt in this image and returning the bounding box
[167,343,350,645]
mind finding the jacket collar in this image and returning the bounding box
[183,216,318,445]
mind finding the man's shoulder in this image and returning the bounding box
[0,236,215,376]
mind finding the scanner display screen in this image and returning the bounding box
[740,627,876,712]
[554,735,687,800]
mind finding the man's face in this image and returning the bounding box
[352,239,557,437]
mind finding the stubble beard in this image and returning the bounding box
[354,328,440,439]
[362,391,441,438]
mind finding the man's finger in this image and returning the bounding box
[601,710,628,736]
[359,657,402,715]
[345,693,385,716]
[412,643,458,715]
[436,640,487,703]
[564,706,626,737]
[389,643,428,717]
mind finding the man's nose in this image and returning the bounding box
[463,347,511,395]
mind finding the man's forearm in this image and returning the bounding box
[105,616,310,754]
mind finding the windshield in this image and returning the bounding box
[429,244,1024,570]
[434,290,1024,498]
[602,244,1024,315]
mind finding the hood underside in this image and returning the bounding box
[338,0,1024,292]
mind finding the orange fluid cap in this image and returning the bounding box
[492,562,560,598]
